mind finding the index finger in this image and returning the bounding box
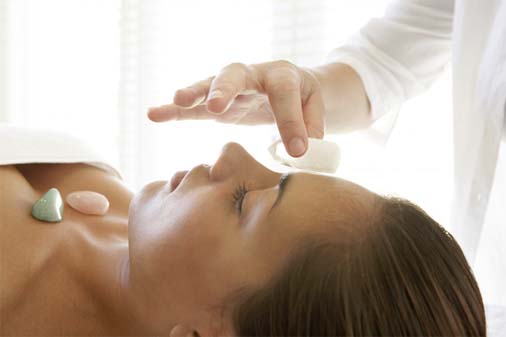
[147,103,211,122]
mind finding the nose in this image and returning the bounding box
[210,142,279,186]
[210,142,252,181]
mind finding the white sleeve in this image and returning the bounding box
[327,0,454,142]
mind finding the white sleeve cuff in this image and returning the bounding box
[326,46,407,145]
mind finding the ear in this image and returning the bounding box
[170,308,236,337]
[171,322,235,337]
[169,324,197,337]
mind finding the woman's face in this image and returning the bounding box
[127,142,376,336]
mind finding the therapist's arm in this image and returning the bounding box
[326,0,455,135]
[307,0,454,136]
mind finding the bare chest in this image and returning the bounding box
[0,163,132,335]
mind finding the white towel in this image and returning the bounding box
[0,123,123,180]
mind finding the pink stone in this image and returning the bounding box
[66,191,110,216]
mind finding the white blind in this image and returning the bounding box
[272,0,326,66]
[271,0,395,66]
[118,0,275,191]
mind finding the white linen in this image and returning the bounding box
[487,305,506,337]
[0,122,123,180]
[327,0,505,306]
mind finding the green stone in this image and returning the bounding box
[31,188,64,223]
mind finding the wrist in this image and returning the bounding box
[310,62,373,133]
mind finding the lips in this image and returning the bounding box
[168,164,212,193]
[169,170,189,192]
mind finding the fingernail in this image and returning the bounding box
[208,89,224,100]
[289,137,305,156]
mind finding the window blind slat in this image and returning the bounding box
[272,0,325,66]
[0,0,9,122]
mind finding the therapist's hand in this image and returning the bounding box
[147,61,325,157]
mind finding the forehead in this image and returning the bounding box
[286,172,372,208]
[267,172,375,239]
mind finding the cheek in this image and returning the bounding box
[165,190,229,235]
[160,194,245,306]
[130,186,245,301]
[161,190,238,269]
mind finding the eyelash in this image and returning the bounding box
[232,182,249,213]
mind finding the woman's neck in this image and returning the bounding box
[76,213,178,336]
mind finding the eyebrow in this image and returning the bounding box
[268,173,293,214]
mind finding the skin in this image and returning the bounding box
[0,142,377,336]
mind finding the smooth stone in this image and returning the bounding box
[66,191,109,216]
[31,188,64,223]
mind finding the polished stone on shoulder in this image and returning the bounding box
[31,188,64,223]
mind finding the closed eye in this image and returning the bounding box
[232,182,248,213]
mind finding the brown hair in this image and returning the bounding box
[227,196,486,336]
